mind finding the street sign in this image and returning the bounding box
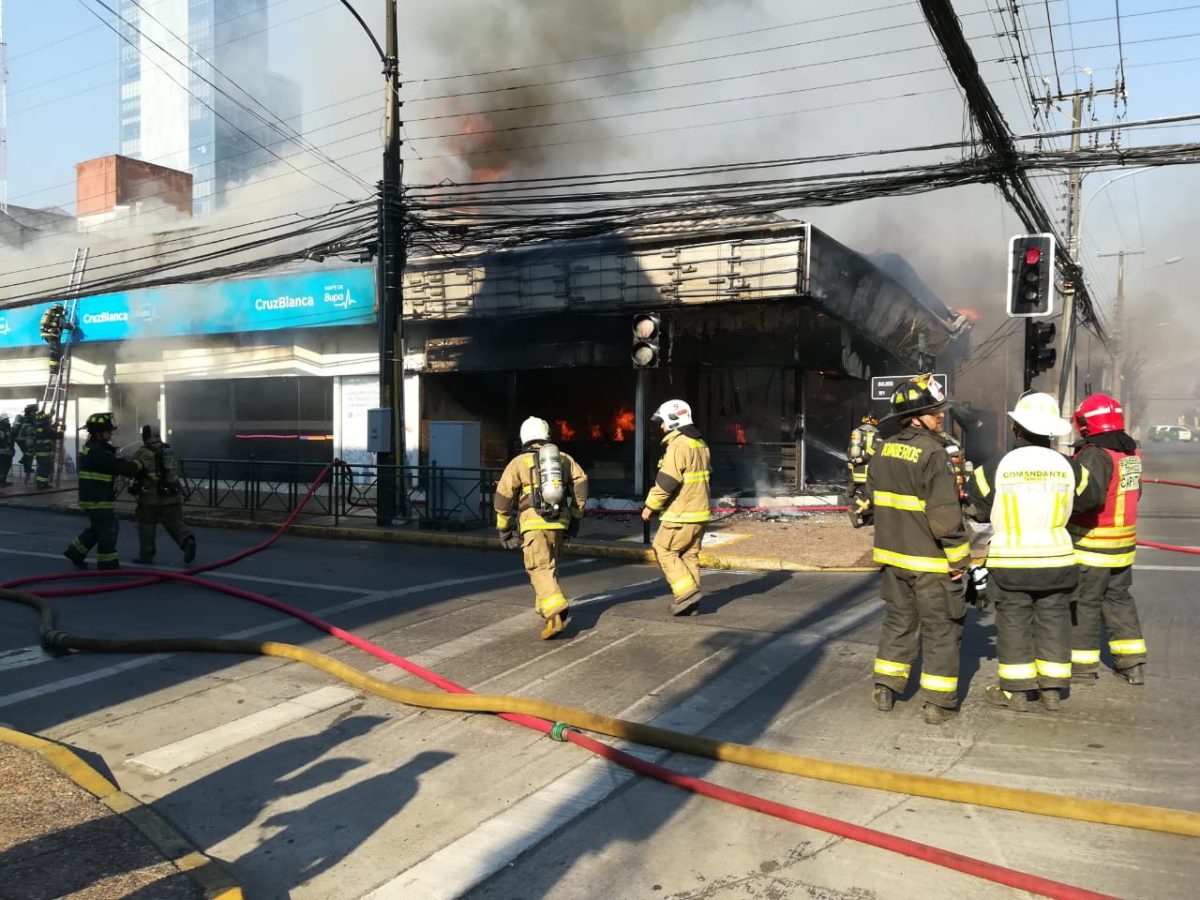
[870,374,949,402]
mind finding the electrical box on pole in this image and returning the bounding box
[1006,234,1056,317]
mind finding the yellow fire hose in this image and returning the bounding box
[5,580,1197,841]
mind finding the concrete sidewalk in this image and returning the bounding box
[0,481,878,573]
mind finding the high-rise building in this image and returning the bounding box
[117,0,301,216]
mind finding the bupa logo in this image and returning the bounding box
[0,315,9,337]
[135,302,160,325]
[323,283,356,311]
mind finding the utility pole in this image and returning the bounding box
[1097,248,1145,405]
[375,0,405,524]
[1040,82,1120,424]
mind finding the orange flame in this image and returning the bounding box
[590,422,603,441]
[556,419,576,441]
[450,111,513,184]
[957,307,981,322]
[612,407,635,442]
[727,422,747,445]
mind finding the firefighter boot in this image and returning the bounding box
[670,592,701,617]
[1072,671,1099,686]
[1040,688,1062,712]
[922,703,957,725]
[62,548,88,571]
[183,536,197,565]
[540,609,570,640]
[985,685,1033,712]
[1117,664,1145,685]
[872,685,895,712]
[132,556,154,566]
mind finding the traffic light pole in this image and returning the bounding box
[636,368,649,544]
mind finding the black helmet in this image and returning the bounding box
[889,374,949,420]
[85,411,117,434]
[24,403,37,416]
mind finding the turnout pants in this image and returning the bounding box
[136,501,194,560]
[1071,564,1146,672]
[991,583,1073,691]
[523,529,567,618]
[20,449,33,476]
[35,453,53,488]
[68,508,121,569]
[653,522,704,604]
[874,567,964,709]
[0,454,11,485]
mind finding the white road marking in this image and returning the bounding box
[1135,564,1200,572]
[114,581,659,778]
[126,685,357,776]
[374,598,884,900]
[0,646,56,673]
[0,569,525,710]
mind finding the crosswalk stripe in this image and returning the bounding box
[373,598,883,899]
[126,685,358,776]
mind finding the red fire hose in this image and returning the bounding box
[0,461,1130,898]
[1137,478,1200,554]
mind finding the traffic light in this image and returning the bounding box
[1007,233,1055,317]
[1024,320,1057,388]
[632,313,661,367]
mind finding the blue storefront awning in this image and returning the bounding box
[0,266,376,348]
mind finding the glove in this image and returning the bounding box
[499,530,522,551]
[965,565,990,611]
[566,516,581,540]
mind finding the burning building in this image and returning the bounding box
[403,214,971,495]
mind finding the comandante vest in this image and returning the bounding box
[1069,446,1141,568]
[986,445,1076,570]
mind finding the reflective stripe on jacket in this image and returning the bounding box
[645,428,712,524]
[979,445,1076,570]
[494,447,589,533]
[867,426,967,574]
[1069,442,1141,568]
[77,438,141,511]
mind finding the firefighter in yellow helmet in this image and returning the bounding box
[494,416,589,640]
[847,413,879,527]
[868,375,969,725]
[642,399,711,616]
[63,412,143,570]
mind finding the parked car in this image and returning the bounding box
[1149,425,1194,443]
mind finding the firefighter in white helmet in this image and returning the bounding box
[642,399,712,616]
[494,416,589,640]
[966,392,1103,712]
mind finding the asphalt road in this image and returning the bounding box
[0,443,1197,899]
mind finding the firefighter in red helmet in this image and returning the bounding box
[1068,394,1147,685]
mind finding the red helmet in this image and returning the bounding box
[1074,393,1125,437]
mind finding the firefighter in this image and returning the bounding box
[846,413,879,527]
[642,399,712,616]
[868,374,969,725]
[1068,394,1148,685]
[966,393,1102,712]
[494,416,589,640]
[40,304,71,378]
[15,404,37,485]
[63,412,142,571]
[131,425,196,566]
[0,415,14,488]
[32,410,60,490]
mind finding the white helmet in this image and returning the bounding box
[1007,392,1072,437]
[519,416,551,445]
[652,399,693,431]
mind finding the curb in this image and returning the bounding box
[185,515,879,574]
[0,496,878,575]
[0,725,243,900]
